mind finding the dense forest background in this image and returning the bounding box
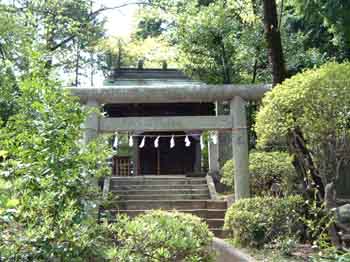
[1,0,349,95]
[101,0,350,85]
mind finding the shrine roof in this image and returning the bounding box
[104,68,202,87]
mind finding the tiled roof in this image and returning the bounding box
[104,68,202,87]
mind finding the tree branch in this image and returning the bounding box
[89,1,150,18]
[49,1,153,51]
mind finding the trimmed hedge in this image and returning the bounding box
[224,195,304,247]
[110,210,214,261]
[221,151,298,196]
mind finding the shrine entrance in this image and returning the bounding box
[138,132,199,175]
[103,101,213,176]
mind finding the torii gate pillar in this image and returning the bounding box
[84,99,99,144]
[83,99,100,217]
[231,96,250,200]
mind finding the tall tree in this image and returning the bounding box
[261,0,343,247]
[262,0,286,86]
[1,0,105,85]
[143,0,270,84]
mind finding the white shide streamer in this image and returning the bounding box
[113,132,119,150]
[139,136,146,148]
[200,135,205,150]
[154,136,160,148]
[170,135,175,148]
[129,135,134,147]
[185,136,191,147]
[211,132,218,145]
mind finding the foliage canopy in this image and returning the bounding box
[256,62,350,185]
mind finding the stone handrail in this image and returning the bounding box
[206,175,219,200]
[212,237,256,262]
[102,176,111,200]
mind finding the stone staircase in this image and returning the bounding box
[100,175,228,238]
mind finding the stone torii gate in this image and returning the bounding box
[67,84,269,200]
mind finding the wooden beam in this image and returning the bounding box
[99,116,233,132]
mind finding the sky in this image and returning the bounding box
[97,0,138,36]
[79,0,140,87]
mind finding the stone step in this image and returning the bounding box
[101,209,227,219]
[101,176,228,238]
[110,175,202,180]
[341,234,350,240]
[111,189,210,195]
[116,194,210,201]
[110,179,207,186]
[104,200,227,210]
[111,184,208,191]
[211,228,229,239]
[207,201,227,209]
[206,219,225,228]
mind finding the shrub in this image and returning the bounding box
[109,210,214,262]
[224,195,304,247]
[255,62,350,194]
[0,63,113,261]
[254,62,350,248]
[221,151,298,196]
[221,159,234,188]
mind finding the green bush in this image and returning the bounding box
[221,151,298,196]
[0,63,113,261]
[224,195,304,247]
[109,210,214,262]
[255,62,350,186]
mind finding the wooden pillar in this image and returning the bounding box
[132,136,139,176]
[194,137,202,173]
[231,96,250,200]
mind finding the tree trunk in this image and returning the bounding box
[221,43,231,84]
[262,0,342,247]
[251,58,258,84]
[262,0,287,86]
[287,128,325,201]
[325,182,342,248]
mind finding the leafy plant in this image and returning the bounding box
[274,236,298,256]
[299,196,335,249]
[221,151,298,196]
[0,61,112,261]
[109,210,214,262]
[255,62,350,246]
[224,195,304,247]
